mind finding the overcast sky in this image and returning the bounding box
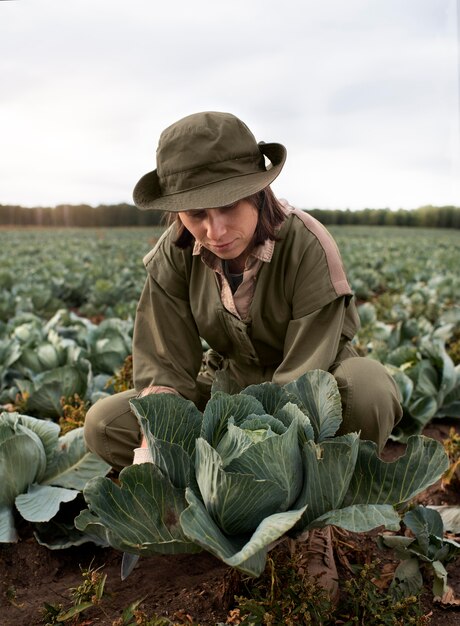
[1,0,459,210]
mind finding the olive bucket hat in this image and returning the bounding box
[133,111,286,212]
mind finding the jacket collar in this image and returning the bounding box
[192,238,275,271]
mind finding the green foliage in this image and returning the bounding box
[41,560,107,624]
[4,585,21,608]
[0,411,110,545]
[107,354,134,393]
[442,427,460,486]
[0,310,133,420]
[340,560,430,625]
[41,601,65,625]
[310,205,460,228]
[77,370,448,578]
[1,226,459,439]
[0,226,459,556]
[226,549,429,626]
[378,505,460,599]
[2,203,459,228]
[232,545,335,625]
[36,553,426,626]
[0,204,165,227]
[352,252,460,441]
[58,394,89,434]
[446,327,460,365]
[43,573,196,626]
[113,608,198,626]
[68,560,106,605]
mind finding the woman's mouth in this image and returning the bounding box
[210,240,235,250]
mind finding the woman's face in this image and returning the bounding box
[178,199,259,270]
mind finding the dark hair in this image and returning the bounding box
[167,186,286,249]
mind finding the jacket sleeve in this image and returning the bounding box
[272,297,353,386]
[270,209,360,386]
[132,260,204,405]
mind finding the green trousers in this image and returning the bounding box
[84,357,402,471]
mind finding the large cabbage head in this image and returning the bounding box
[79,370,449,577]
[192,389,310,536]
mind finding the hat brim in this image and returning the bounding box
[133,142,286,212]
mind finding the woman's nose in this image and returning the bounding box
[206,214,227,240]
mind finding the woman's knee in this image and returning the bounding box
[84,390,140,469]
[333,357,402,452]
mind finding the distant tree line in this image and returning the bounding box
[0,203,459,229]
[308,205,460,228]
[0,203,163,227]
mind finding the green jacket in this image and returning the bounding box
[133,208,360,404]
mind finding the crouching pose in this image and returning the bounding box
[84,111,402,600]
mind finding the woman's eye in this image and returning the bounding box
[221,202,238,212]
[189,211,206,219]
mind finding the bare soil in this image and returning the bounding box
[1,420,460,626]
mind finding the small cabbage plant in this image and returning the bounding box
[378,505,460,599]
[0,411,111,546]
[77,370,448,577]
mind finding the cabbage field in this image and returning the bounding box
[1,226,458,435]
[1,225,459,624]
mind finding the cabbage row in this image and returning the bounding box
[0,229,157,417]
[331,227,460,440]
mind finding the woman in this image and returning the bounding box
[84,111,402,599]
